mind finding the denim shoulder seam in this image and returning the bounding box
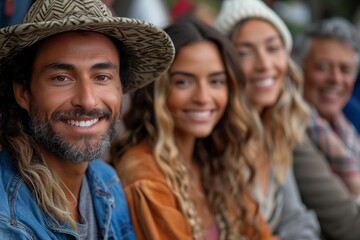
[0,214,40,240]
[7,174,23,226]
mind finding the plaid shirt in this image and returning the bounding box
[308,108,360,195]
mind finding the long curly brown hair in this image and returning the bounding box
[110,19,262,239]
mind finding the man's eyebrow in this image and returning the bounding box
[41,63,75,72]
[40,62,118,73]
[91,62,118,70]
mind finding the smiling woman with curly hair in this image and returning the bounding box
[110,18,278,240]
[215,0,319,239]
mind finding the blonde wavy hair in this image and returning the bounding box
[260,59,310,181]
[230,20,311,182]
[111,19,262,239]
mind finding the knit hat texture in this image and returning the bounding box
[216,0,292,52]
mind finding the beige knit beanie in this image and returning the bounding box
[216,0,292,53]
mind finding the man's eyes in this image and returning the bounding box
[52,75,71,82]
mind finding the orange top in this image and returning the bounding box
[115,144,278,240]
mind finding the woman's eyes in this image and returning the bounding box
[174,78,190,86]
[210,78,227,85]
[237,49,253,58]
[268,45,282,53]
[237,45,283,58]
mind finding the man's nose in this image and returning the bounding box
[71,79,98,110]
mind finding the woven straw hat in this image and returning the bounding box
[0,0,175,92]
[216,0,292,53]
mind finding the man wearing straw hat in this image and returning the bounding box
[0,0,174,239]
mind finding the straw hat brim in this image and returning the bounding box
[0,16,175,92]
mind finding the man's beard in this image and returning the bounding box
[28,105,120,163]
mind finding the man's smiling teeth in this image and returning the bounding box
[67,118,99,127]
[254,78,274,87]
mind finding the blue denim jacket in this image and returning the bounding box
[0,149,136,240]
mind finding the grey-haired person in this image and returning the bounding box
[293,17,360,240]
[0,0,174,239]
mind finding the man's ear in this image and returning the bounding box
[13,82,30,112]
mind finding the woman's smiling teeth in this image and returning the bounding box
[253,78,275,87]
[185,110,213,121]
[67,118,99,127]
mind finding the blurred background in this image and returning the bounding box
[2,0,360,41]
[111,0,360,37]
